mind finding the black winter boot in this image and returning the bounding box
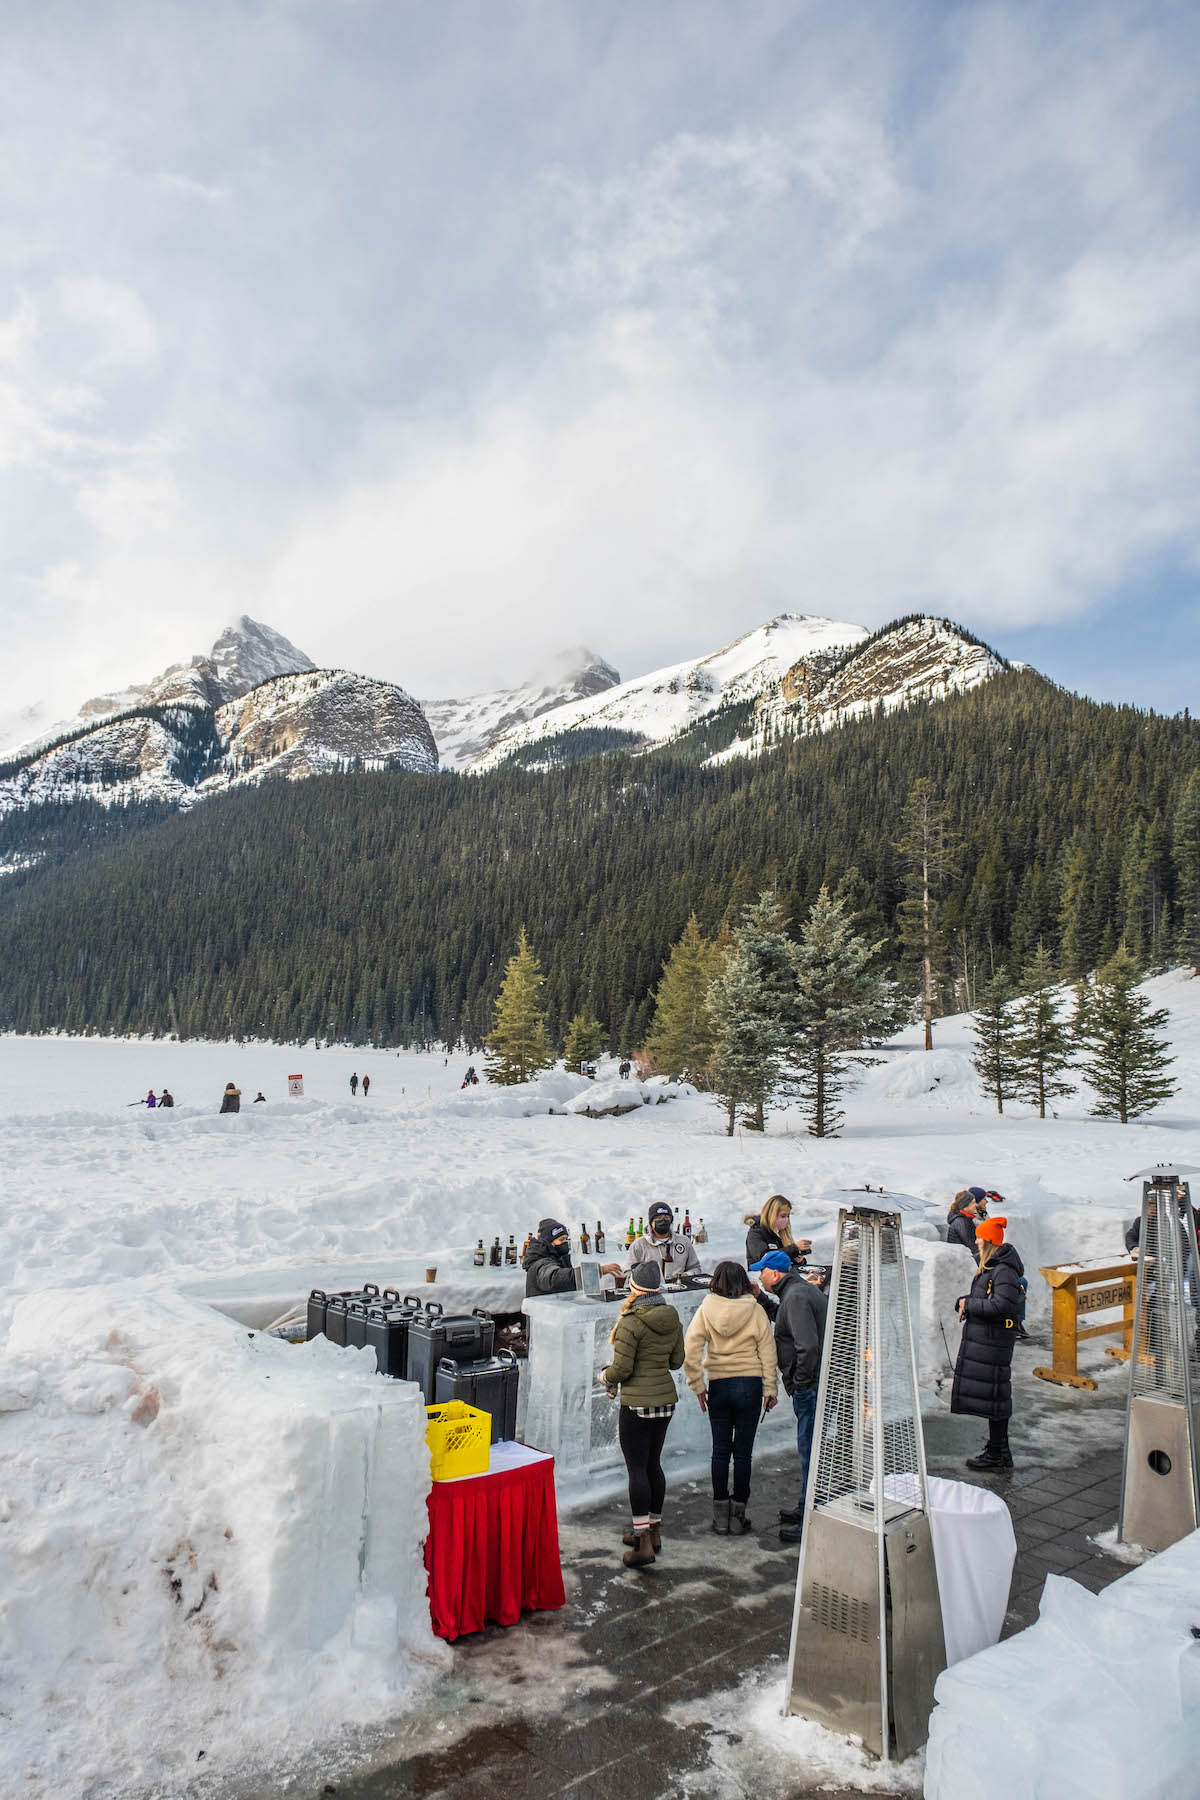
[966,1443,1014,1472]
[712,1500,731,1535]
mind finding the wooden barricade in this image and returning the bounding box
[1032,1258,1137,1391]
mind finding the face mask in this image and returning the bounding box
[651,1218,671,1237]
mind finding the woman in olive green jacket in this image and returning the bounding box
[602,1260,685,1568]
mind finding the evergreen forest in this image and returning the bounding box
[2,669,1199,1049]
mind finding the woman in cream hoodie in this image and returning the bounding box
[684,1261,778,1535]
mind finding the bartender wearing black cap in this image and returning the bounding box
[626,1203,703,1284]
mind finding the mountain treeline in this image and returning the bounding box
[2,670,1199,1048]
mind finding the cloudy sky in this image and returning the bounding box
[2,0,1199,731]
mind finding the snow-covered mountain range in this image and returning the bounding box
[0,608,1017,824]
[0,619,436,817]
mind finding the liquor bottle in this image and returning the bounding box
[637,1214,645,1238]
[625,1216,635,1247]
[505,1234,518,1266]
[682,1210,692,1237]
[595,1221,605,1254]
[521,1229,532,1260]
[473,1238,486,1268]
[580,1222,591,1255]
[489,1236,502,1268]
[694,1217,708,1245]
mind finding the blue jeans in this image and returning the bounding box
[792,1387,819,1506]
[707,1376,763,1504]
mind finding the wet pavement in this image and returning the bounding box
[256,1388,1131,1800]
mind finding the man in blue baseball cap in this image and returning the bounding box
[749,1251,828,1541]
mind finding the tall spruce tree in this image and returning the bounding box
[709,938,782,1137]
[1012,943,1074,1119]
[895,777,959,1050]
[563,1009,605,1073]
[1081,945,1177,1123]
[790,886,888,1138]
[485,928,554,1085]
[736,889,801,1129]
[971,967,1019,1114]
[643,913,722,1085]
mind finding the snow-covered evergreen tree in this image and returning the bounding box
[1012,943,1074,1119]
[485,928,553,1085]
[563,1009,605,1074]
[735,889,800,1129]
[791,886,888,1137]
[1082,945,1176,1123]
[971,967,1019,1114]
[709,937,781,1137]
[643,913,722,1085]
[1173,771,1200,975]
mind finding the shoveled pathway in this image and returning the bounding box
[265,1408,1129,1800]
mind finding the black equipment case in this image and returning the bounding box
[406,1303,495,1402]
[433,1349,519,1443]
[362,1296,425,1377]
[307,1283,396,1344]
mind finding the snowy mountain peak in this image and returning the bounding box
[424,650,624,771]
[204,616,317,704]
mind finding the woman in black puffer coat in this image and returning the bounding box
[951,1215,1023,1472]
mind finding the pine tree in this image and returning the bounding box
[709,938,782,1137]
[790,886,889,1137]
[1011,943,1074,1119]
[643,914,722,1085]
[1082,945,1177,1124]
[1174,771,1200,974]
[895,778,959,1050]
[736,889,800,1129]
[563,1009,605,1073]
[971,967,1019,1114]
[485,928,554,1085]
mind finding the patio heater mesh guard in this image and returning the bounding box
[784,1202,946,1761]
[1119,1167,1200,1554]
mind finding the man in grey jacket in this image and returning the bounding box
[751,1251,828,1542]
[626,1201,702,1283]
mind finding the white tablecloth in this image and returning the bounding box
[927,1475,1017,1665]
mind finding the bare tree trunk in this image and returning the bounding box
[923,850,934,1050]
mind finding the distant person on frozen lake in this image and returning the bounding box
[461,1065,479,1087]
[362,1074,370,1095]
[158,1088,174,1108]
[349,1072,359,1096]
[253,1091,266,1103]
[144,1090,157,1108]
[219,1082,241,1114]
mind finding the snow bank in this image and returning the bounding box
[925,1530,1200,1799]
[0,1284,444,1798]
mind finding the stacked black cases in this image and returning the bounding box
[406,1304,495,1402]
[433,1350,519,1443]
[363,1297,425,1377]
[306,1283,395,1344]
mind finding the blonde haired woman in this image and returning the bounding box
[602,1261,685,1568]
[950,1215,1022,1471]
[744,1195,810,1269]
[684,1261,778,1534]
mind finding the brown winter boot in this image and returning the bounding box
[648,1520,662,1553]
[622,1528,656,1568]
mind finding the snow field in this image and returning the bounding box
[4,968,1200,1795]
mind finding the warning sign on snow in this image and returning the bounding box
[288,1074,304,1097]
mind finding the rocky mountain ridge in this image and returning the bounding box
[423,649,621,771]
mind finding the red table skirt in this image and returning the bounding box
[424,1448,566,1641]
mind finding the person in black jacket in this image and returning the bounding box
[751,1252,828,1539]
[744,1196,811,1269]
[523,1218,622,1297]
[951,1215,1023,1471]
[947,1188,984,1254]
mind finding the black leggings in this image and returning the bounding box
[618,1407,672,1518]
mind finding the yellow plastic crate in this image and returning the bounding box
[425,1399,490,1481]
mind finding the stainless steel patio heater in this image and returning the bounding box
[1119,1166,1200,1554]
[784,1199,945,1761]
